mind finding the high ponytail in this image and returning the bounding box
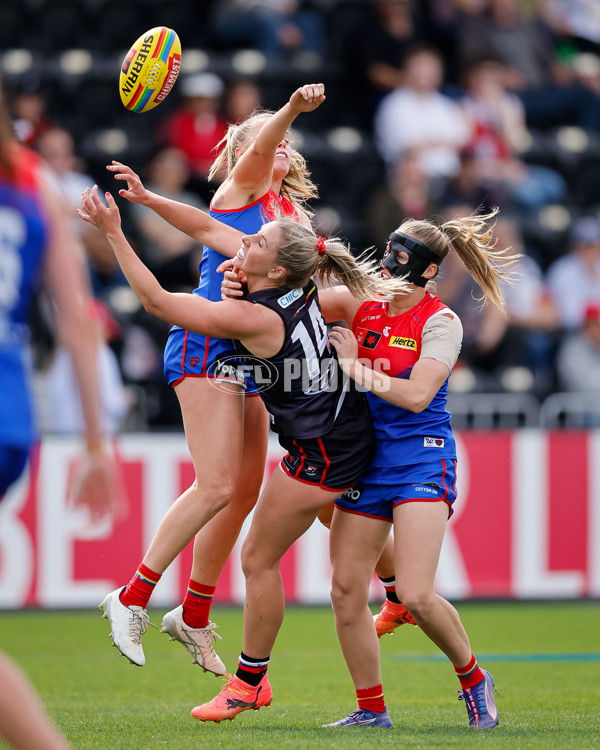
[273,218,408,300]
[400,207,520,309]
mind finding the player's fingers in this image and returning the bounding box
[105,191,117,207]
[76,208,92,223]
[90,184,103,208]
[80,191,95,214]
[216,258,235,273]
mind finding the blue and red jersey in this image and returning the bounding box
[0,146,48,447]
[164,188,298,388]
[197,189,296,303]
[351,291,456,468]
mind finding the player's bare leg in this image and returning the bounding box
[393,501,499,729]
[326,508,394,728]
[392,501,471,664]
[188,396,268,586]
[101,379,245,667]
[328,508,390,689]
[191,471,335,723]
[240,470,334,657]
[143,379,246,571]
[162,395,268,674]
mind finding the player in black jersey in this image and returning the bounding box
[79,186,407,724]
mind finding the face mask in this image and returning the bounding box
[382,230,442,288]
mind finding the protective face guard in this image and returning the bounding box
[383,231,441,287]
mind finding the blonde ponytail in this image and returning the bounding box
[400,207,520,309]
[274,218,408,300]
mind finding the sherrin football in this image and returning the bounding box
[119,27,181,113]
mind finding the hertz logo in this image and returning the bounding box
[389,336,417,350]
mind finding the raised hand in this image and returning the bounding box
[106,160,150,205]
[289,83,326,115]
[78,186,122,236]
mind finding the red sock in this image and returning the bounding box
[182,579,216,628]
[455,654,485,689]
[357,684,386,714]
[120,563,161,608]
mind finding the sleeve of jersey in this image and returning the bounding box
[419,310,463,372]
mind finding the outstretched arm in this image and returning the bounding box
[107,161,243,257]
[230,83,325,194]
[219,262,364,325]
[78,187,279,345]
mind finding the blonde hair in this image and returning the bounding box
[208,109,318,214]
[273,218,408,300]
[399,207,520,309]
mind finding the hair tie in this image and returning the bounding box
[316,236,327,256]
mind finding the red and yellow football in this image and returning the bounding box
[119,26,182,113]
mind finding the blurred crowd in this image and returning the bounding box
[2,0,600,430]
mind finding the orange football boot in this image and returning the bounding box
[373,600,417,637]
[191,673,272,723]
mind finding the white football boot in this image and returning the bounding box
[99,587,155,666]
[161,605,226,675]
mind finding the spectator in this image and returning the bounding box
[128,147,206,290]
[556,303,600,392]
[546,216,600,330]
[223,79,262,125]
[496,217,560,384]
[374,45,470,181]
[356,0,421,118]
[367,149,434,252]
[10,86,54,147]
[544,0,600,52]
[160,73,227,181]
[210,0,325,61]
[459,57,566,211]
[35,126,127,299]
[438,147,497,212]
[457,0,600,131]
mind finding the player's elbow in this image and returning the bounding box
[404,389,434,413]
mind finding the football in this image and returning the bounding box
[119,26,181,113]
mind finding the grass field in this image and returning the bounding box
[1,602,599,749]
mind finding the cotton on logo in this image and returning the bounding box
[424,437,444,448]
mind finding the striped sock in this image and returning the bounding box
[120,563,161,608]
[357,684,386,714]
[455,654,485,689]
[378,576,400,604]
[236,652,270,687]
[182,579,215,629]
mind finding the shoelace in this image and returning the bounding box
[204,621,223,645]
[216,674,250,698]
[457,685,488,716]
[183,621,223,662]
[128,609,158,645]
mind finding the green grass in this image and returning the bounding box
[1,602,600,749]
